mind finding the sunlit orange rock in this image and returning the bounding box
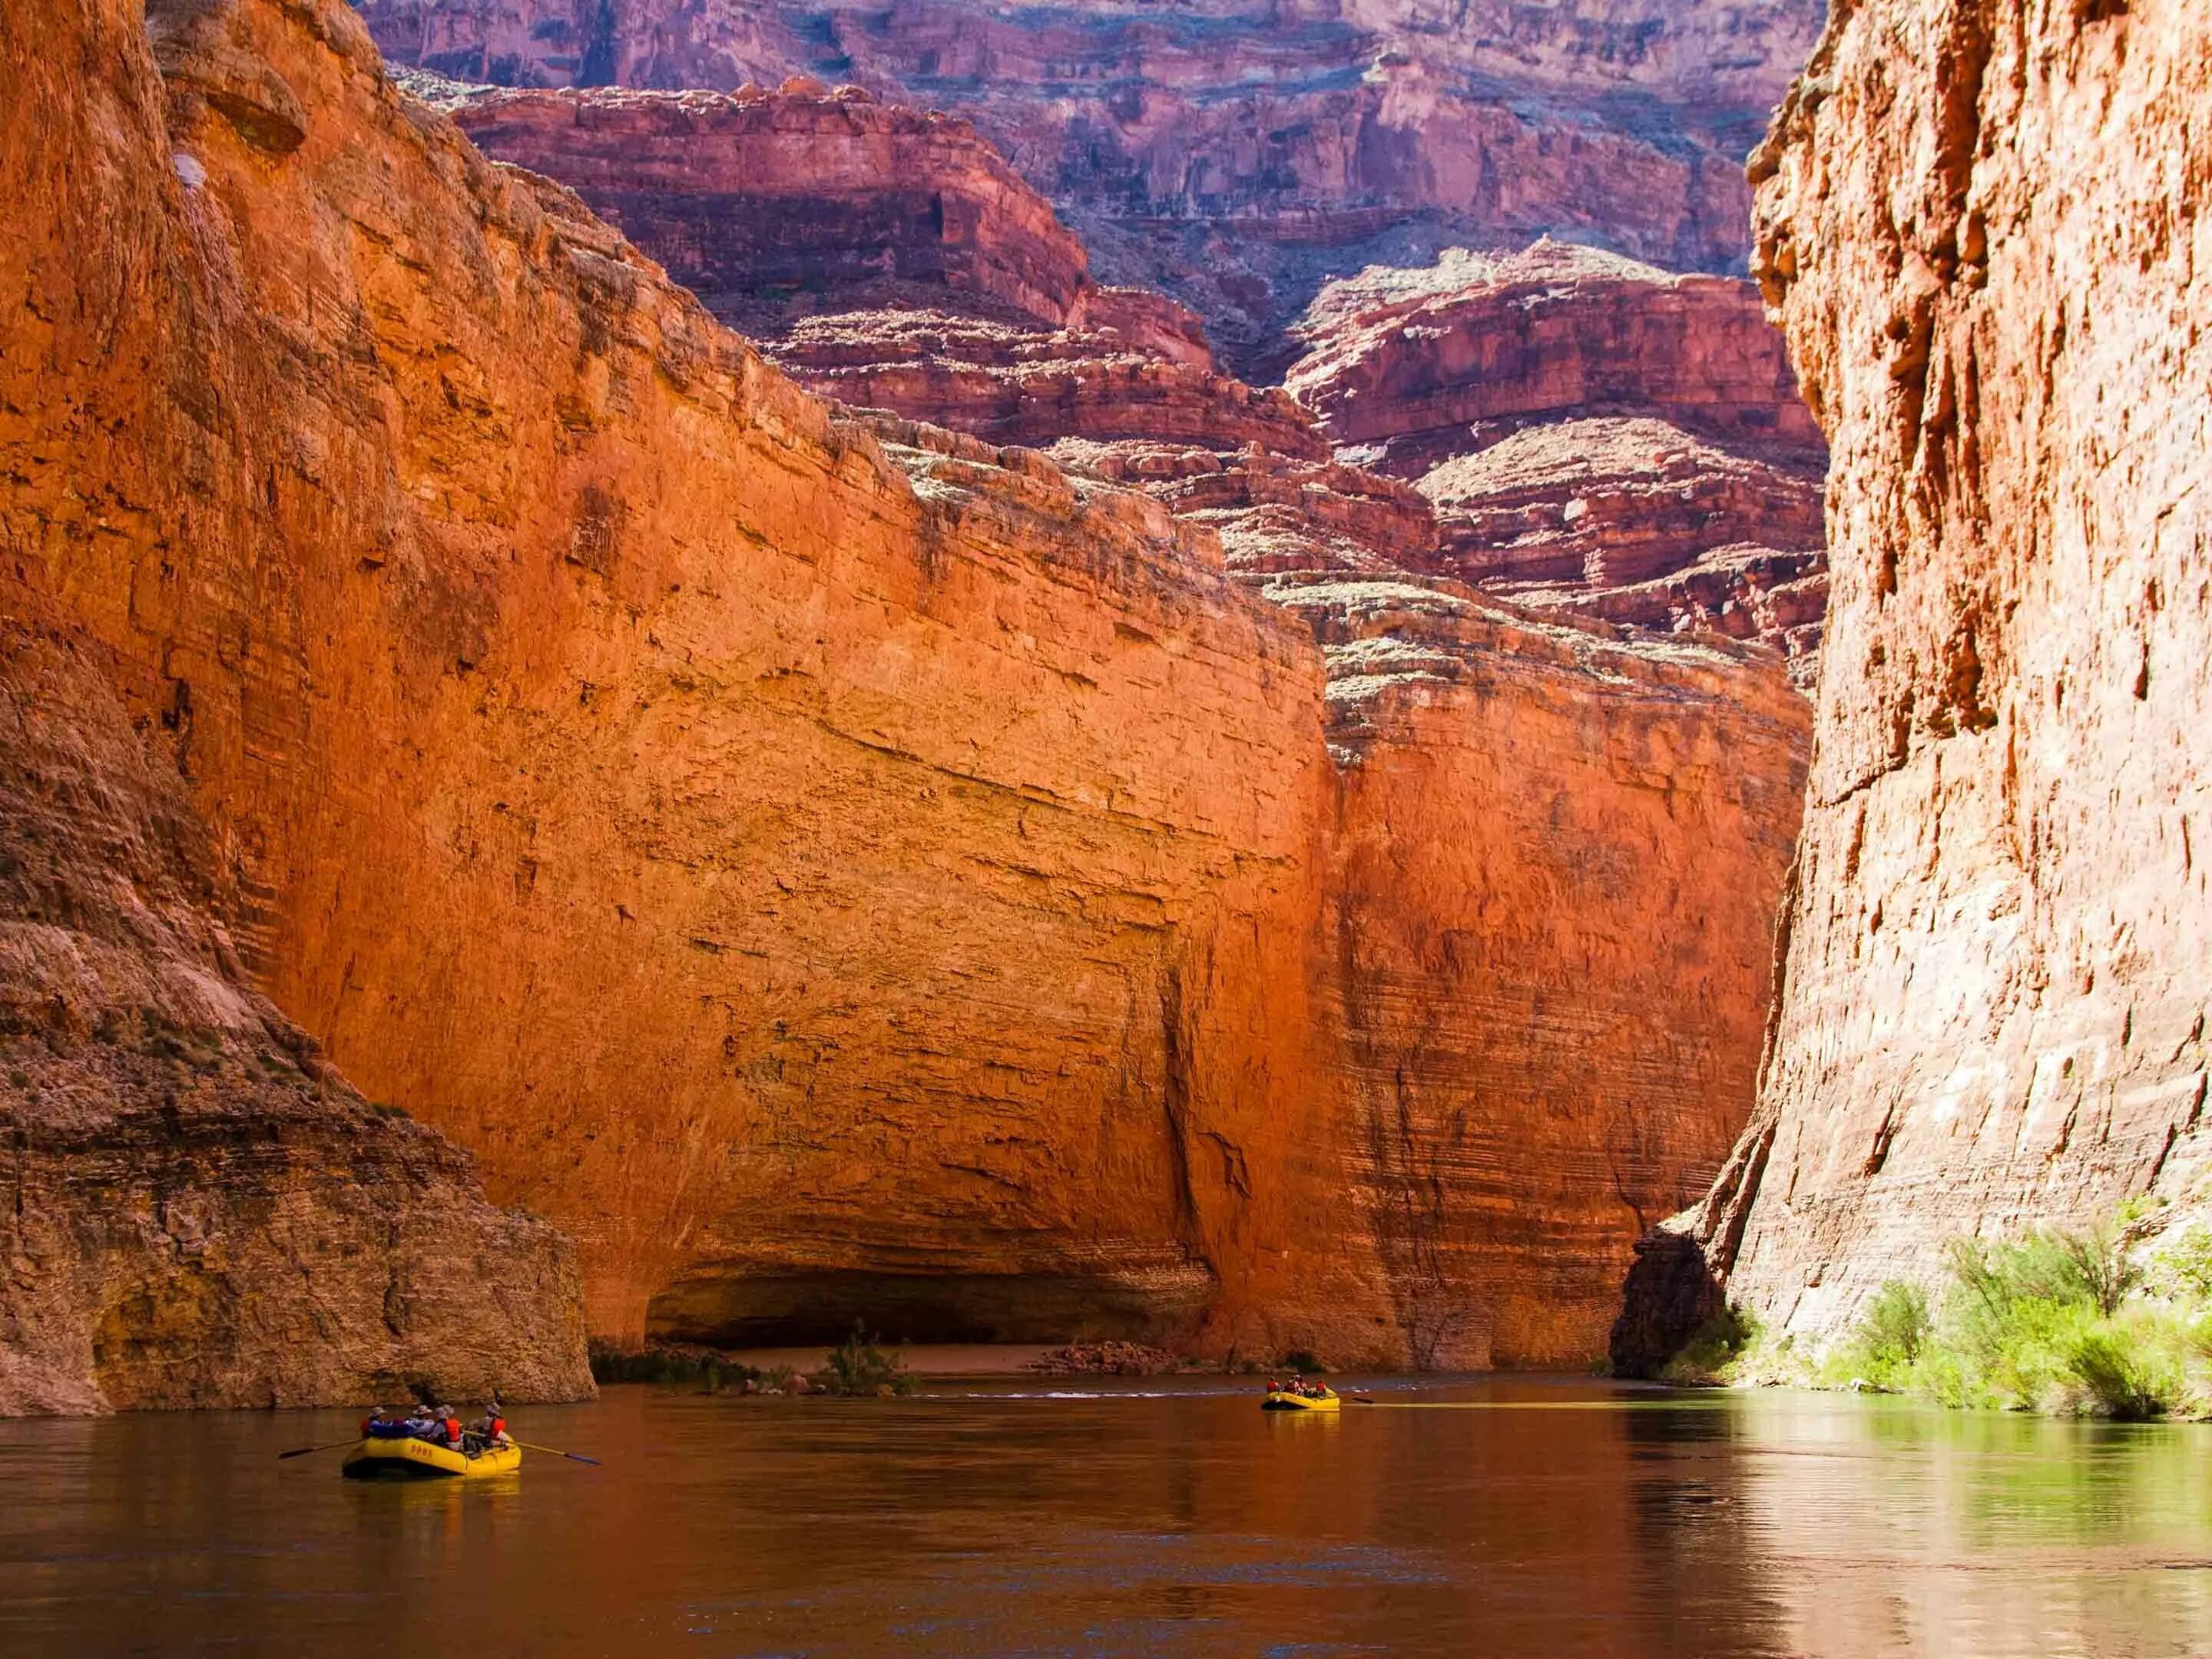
[4,0,1809,1388]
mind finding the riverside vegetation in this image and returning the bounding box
[1666,1204,2212,1420]
[590,1326,915,1397]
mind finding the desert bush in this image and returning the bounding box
[588,1341,758,1389]
[2061,1321,2180,1420]
[1838,1206,2212,1419]
[1826,1280,1930,1392]
[815,1324,915,1397]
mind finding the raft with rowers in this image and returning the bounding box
[1260,1375,1340,1412]
[343,1402,519,1479]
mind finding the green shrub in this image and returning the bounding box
[2061,1323,2178,1420]
[815,1324,914,1398]
[1277,1349,1324,1376]
[2149,1224,2212,1305]
[1826,1280,1930,1392]
[1827,1204,2212,1419]
[589,1341,757,1388]
[1661,1303,1759,1385]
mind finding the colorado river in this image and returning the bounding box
[2,1378,2207,1656]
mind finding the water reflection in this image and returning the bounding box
[0,1381,2204,1657]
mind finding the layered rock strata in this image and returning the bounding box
[1286,243,1830,678]
[0,624,592,1414]
[6,0,1809,1377]
[1281,578,1812,1366]
[353,0,1828,373]
[439,83,1325,458]
[1625,0,2212,1357]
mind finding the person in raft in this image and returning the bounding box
[469,1403,511,1452]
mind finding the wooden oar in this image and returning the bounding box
[512,1439,601,1467]
[276,1438,359,1461]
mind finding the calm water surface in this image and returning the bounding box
[2,1377,2208,1657]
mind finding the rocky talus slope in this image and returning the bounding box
[353,0,1826,373]
[1619,0,2212,1365]
[5,0,1806,1382]
[1285,243,1830,680]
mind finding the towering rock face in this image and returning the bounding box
[1685,0,2212,1342]
[1286,579,1810,1366]
[353,0,1827,372]
[1286,243,1829,677]
[0,628,592,1414]
[6,0,1808,1380]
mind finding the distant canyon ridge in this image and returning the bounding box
[351,0,1827,373]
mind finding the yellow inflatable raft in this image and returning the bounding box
[1261,1386,1340,1412]
[341,1437,522,1480]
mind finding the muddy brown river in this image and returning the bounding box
[2,1378,2207,1655]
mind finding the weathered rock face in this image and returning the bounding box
[1288,243,1823,470]
[439,83,1323,456]
[0,625,593,1414]
[1280,578,1811,1366]
[440,81,1098,327]
[1285,243,1829,676]
[1417,418,1826,675]
[353,0,1827,372]
[8,0,1808,1378]
[7,0,1379,1362]
[1662,0,2212,1346]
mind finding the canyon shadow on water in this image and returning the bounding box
[2,1378,2207,1657]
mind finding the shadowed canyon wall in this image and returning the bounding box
[5,0,1809,1391]
[0,628,592,1414]
[352,0,1827,372]
[1622,0,2212,1358]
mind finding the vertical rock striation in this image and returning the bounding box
[1285,581,1810,1366]
[1662,0,2212,1346]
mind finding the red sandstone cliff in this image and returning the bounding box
[5,0,1808,1385]
[354,0,1826,373]
[1286,243,1829,677]
[1623,0,2212,1358]
[0,627,593,1413]
[1286,578,1810,1365]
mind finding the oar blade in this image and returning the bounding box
[277,1439,356,1460]
[512,1439,601,1466]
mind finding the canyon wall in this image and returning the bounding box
[353,0,1826,371]
[5,0,1808,1384]
[1638,0,2212,1349]
[0,628,591,1414]
[1285,578,1810,1366]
